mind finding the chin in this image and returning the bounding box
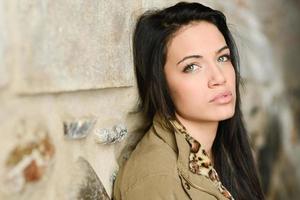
[217,109,235,121]
[220,113,234,121]
[208,106,235,121]
[188,111,235,122]
[179,105,236,122]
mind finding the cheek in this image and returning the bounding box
[231,68,236,88]
[168,78,207,107]
[227,66,237,97]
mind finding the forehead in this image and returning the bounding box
[166,21,227,57]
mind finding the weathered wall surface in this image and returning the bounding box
[0,0,299,200]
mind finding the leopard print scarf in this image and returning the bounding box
[169,118,234,200]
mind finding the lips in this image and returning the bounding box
[209,91,232,103]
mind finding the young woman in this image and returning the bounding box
[113,2,265,200]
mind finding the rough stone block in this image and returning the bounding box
[12,0,141,94]
[94,124,127,144]
[0,2,8,89]
[67,157,110,200]
[63,119,96,140]
[1,119,55,194]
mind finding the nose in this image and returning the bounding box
[208,62,226,88]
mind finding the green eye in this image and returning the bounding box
[183,64,200,73]
[218,54,231,62]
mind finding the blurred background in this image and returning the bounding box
[0,0,299,199]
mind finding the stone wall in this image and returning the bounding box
[0,0,299,200]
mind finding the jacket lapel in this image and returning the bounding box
[152,112,228,200]
[174,129,226,199]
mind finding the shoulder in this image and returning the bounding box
[123,174,188,200]
[122,126,178,183]
[114,127,181,198]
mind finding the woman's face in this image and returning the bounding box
[164,21,236,122]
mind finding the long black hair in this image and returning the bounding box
[133,2,265,200]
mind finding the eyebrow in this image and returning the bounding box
[176,45,229,65]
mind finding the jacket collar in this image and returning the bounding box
[152,112,230,200]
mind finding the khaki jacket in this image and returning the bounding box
[113,113,229,200]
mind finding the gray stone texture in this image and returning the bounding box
[63,118,96,139]
[11,0,140,94]
[68,157,110,200]
[0,0,299,200]
[0,1,9,88]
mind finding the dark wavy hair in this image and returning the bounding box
[133,2,265,200]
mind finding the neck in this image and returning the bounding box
[175,112,218,159]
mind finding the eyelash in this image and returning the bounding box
[182,54,231,73]
[218,54,231,62]
[183,63,200,73]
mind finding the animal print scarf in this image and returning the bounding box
[169,118,234,200]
